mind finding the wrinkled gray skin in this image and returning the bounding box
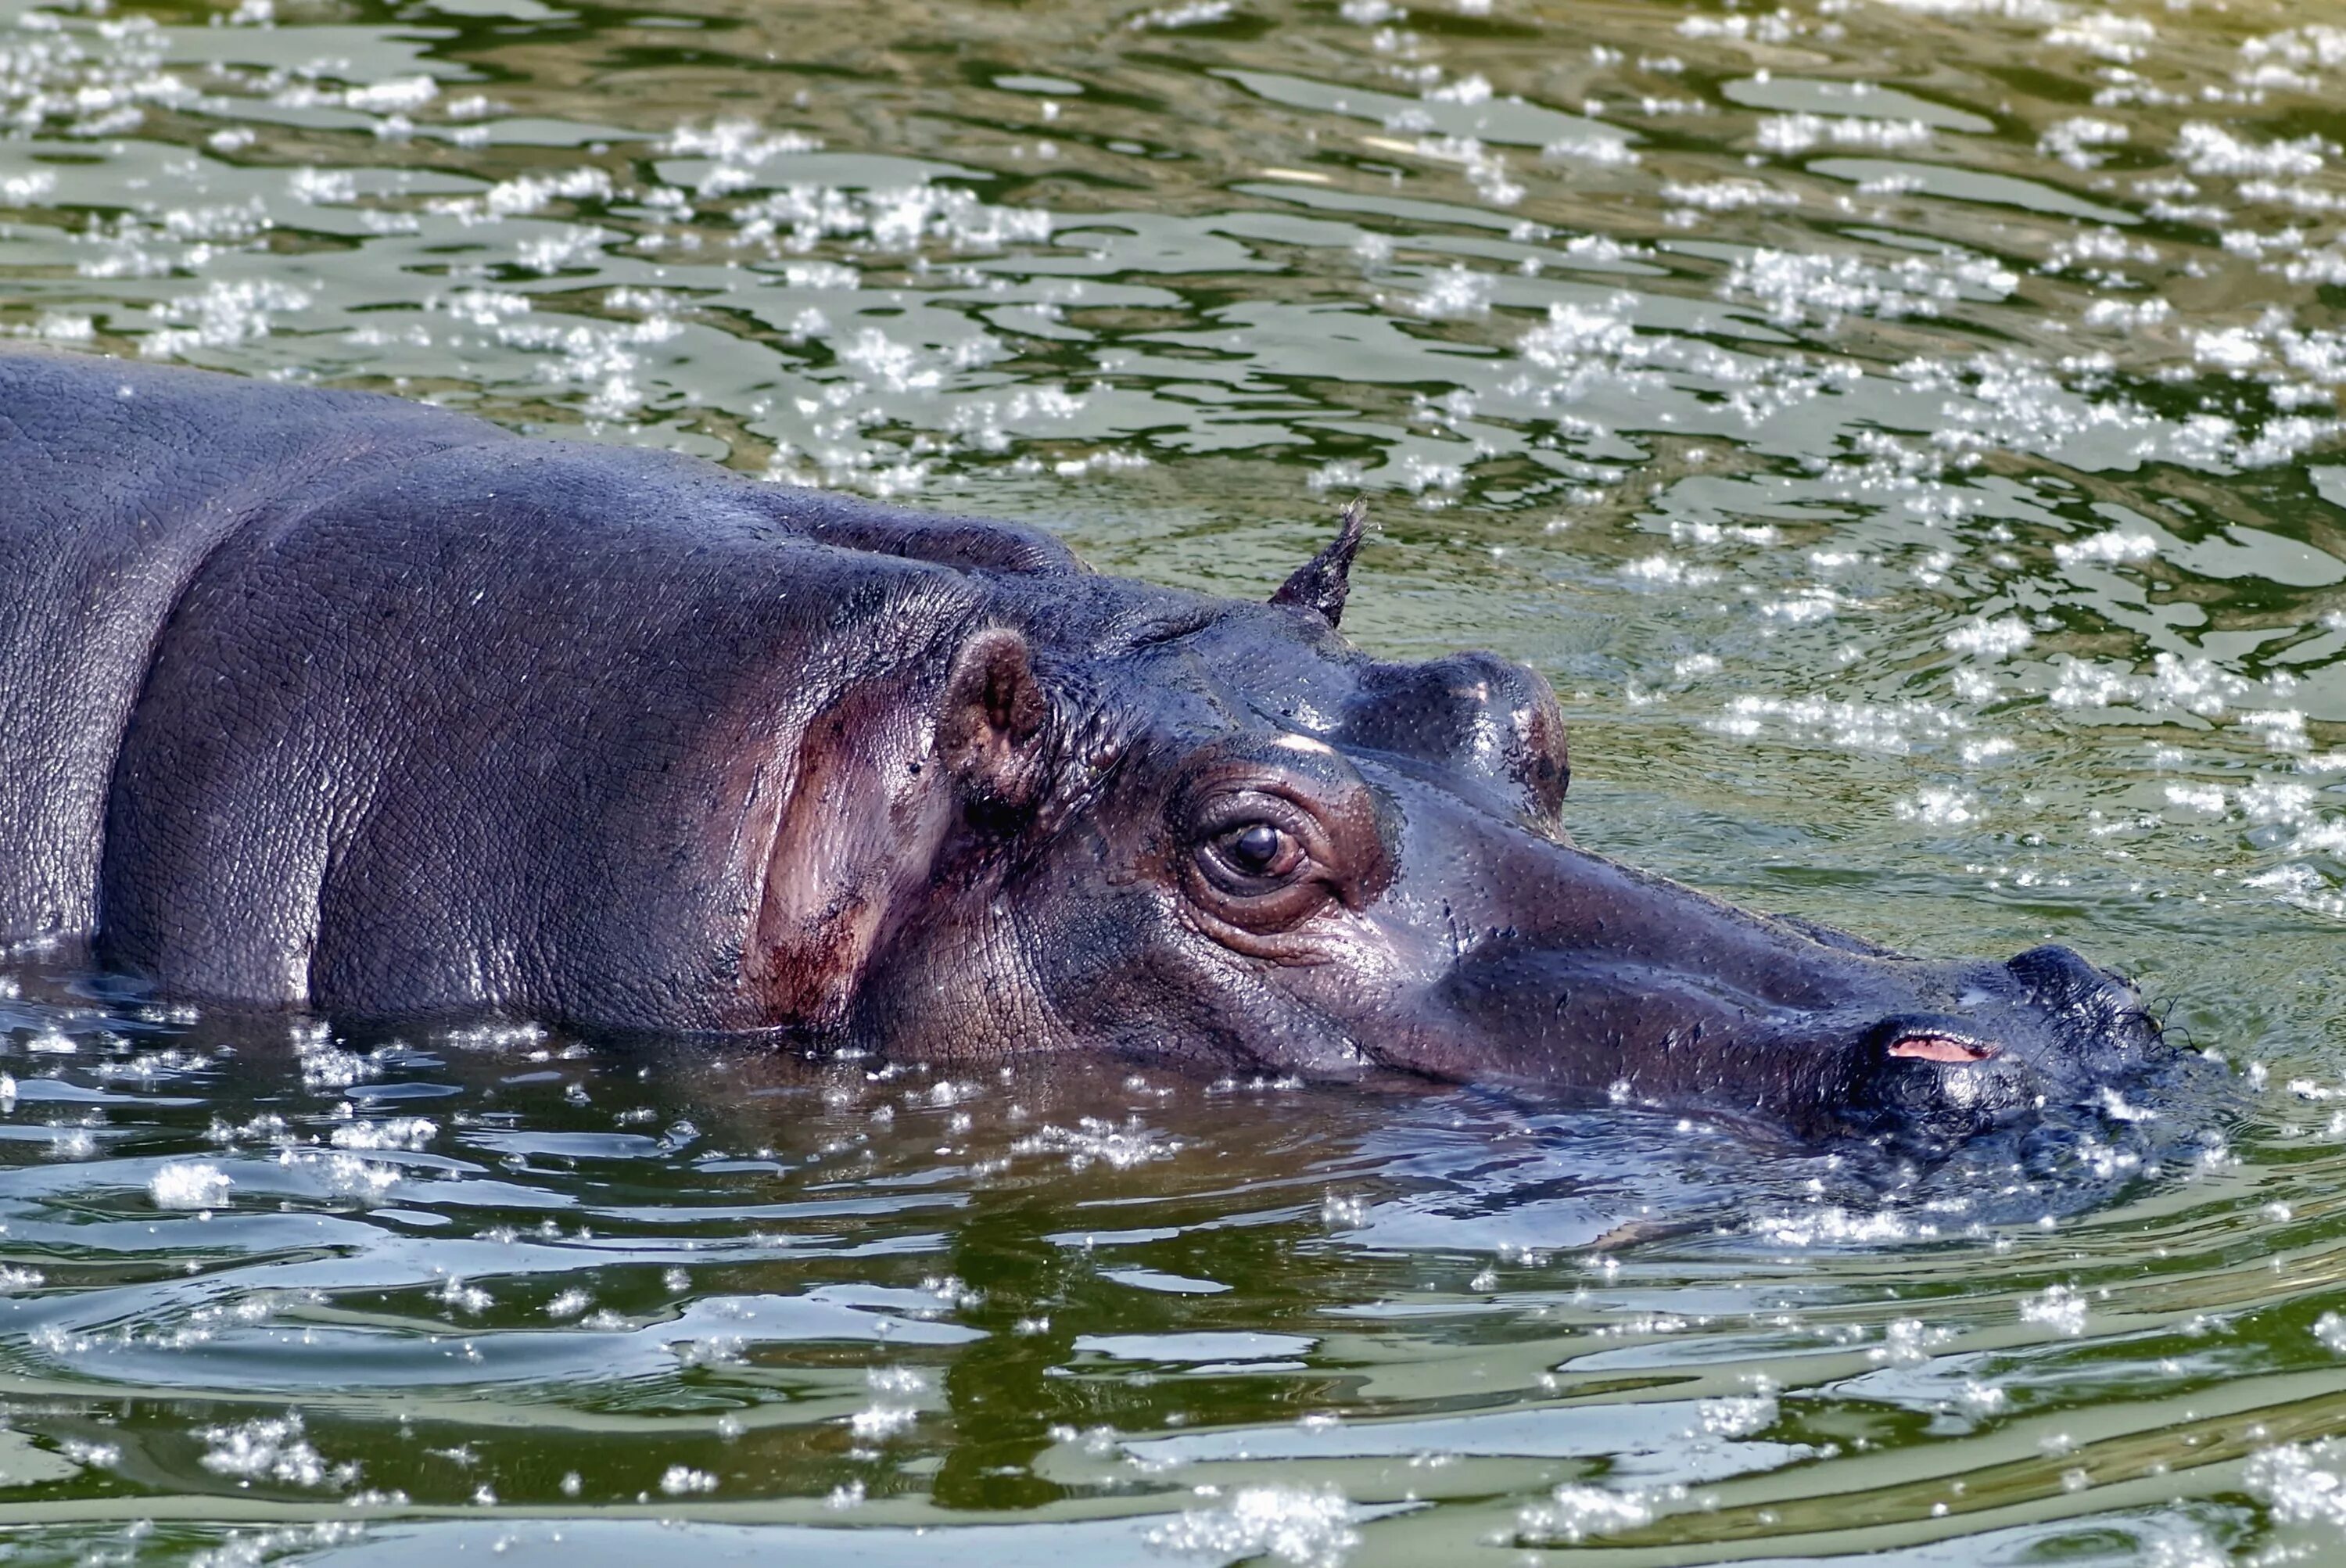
[0,352,2159,1146]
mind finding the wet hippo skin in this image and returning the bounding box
[0,350,2161,1145]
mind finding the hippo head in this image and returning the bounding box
[833,507,2161,1150]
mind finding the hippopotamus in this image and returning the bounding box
[0,350,2159,1146]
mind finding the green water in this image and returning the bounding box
[5,0,2346,1560]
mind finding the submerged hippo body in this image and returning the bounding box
[0,350,2158,1145]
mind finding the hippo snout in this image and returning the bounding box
[1416,913,2160,1148]
[1845,945,2158,1144]
[1968,943,2156,1080]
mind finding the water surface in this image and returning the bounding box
[4,0,2346,1560]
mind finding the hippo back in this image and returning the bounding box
[0,353,508,938]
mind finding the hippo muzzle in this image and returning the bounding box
[1342,747,2161,1146]
[1427,929,2158,1146]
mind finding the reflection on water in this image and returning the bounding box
[5,0,2346,1559]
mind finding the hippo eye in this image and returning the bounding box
[1176,776,1379,945]
[1184,791,1329,928]
[1216,821,1303,881]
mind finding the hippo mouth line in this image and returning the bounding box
[1885,1031,2001,1064]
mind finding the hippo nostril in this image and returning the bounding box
[1886,1032,2000,1064]
[2003,944,2121,1006]
[1996,944,2154,1064]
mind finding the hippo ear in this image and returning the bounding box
[1270,497,1368,629]
[938,626,1049,813]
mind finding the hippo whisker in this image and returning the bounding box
[2127,1002,2180,1050]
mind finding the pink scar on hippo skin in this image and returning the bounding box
[1888,1034,2001,1063]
